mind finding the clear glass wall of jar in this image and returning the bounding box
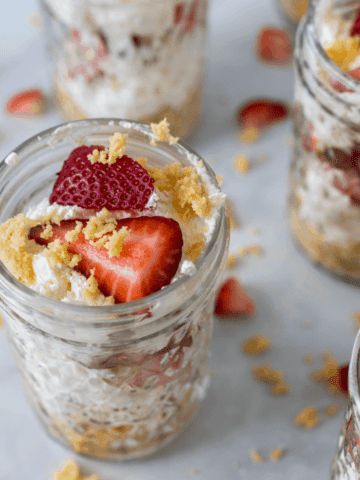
[331,330,360,479]
[289,0,360,283]
[39,0,208,138]
[0,119,229,460]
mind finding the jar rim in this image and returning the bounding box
[297,0,360,95]
[0,118,227,326]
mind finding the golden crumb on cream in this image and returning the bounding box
[0,214,39,286]
[82,270,114,305]
[40,223,53,240]
[150,118,179,146]
[65,221,83,242]
[87,133,128,165]
[44,239,81,268]
[83,209,116,240]
[104,226,130,258]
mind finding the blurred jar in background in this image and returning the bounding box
[289,0,360,282]
[39,0,208,138]
[277,0,310,27]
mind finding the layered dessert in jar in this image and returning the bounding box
[39,0,208,138]
[0,119,228,460]
[290,0,360,282]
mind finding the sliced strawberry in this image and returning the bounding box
[256,26,292,65]
[214,277,256,318]
[5,88,46,118]
[236,98,289,132]
[49,146,155,211]
[29,216,183,303]
[328,364,349,395]
[350,10,360,37]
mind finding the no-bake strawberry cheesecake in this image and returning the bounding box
[290,0,360,281]
[0,119,228,460]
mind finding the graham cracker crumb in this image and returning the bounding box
[352,311,360,329]
[242,335,272,357]
[150,118,179,146]
[294,406,320,430]
[40,223,53,240]
[249,448,263,464]
[65,221,83,242]
[53,458,98,480]
[104,226,130,258]
[83,209,116,240]
[225,199,239,230]
[0,214,39,286]
[216,174,224,187]
[252,363,290,395]
[310,351,338,386]
[233,154,251,174]
[87,133,128,165]
[82,270,115,305]
[304,354,315,365]
[44,239,81,268]
[185,240,206,262]
[239,127,260,144]
[238,245,263,257]
[269,447,284,462]
[324,403,340,417]
[227,253,240,269]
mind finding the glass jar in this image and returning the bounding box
[39,0,208,139]
[276,0,310,28]
[331,330,360,479]
[0,119,229,460]
[289,0,360,283]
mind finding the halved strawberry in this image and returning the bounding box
[49,146,155,211]
[214,277,256,318]
[350,10,360,37]
[328,364,349,395]
[29,216,183,303]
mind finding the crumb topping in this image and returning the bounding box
[82,269,115,305]
[0,214,39,286]
[83,209,116,240]
[40,223,53,240]
[324,37,360,72]
[65,221,83,242]
[294,406,320,430]
[87,133,128,165]
[104,226,130,258]
[185,240,206,262]
[242,335,272,357]
[44,239,81,268]
[252,363,291,395]
[249,448,263,464]
[150,118,179,147]
[269,447,284,462]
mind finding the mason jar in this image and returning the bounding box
[0,119,229,460]
[39,0,208,139]
[331,330,360,479]
[289,0,360,283]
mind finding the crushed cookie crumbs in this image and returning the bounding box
[242,335,272,357]
[82,269,115,305]
[238,245,263,257]
[233,154,251,174]
[150,118,179,146]
[324,37,360,72]
[185,240,206,262]
[40,223,53,240]
[65,221,83,242]
[0,214,39,286]
[215,174,224,187]
[324,403,340,417]
[269,447,285,462]
[310,351,339,391]
[44,239,81,268]
[83,209,116,240]
[252,363,290,395]
[87,133,128,165]
[104,226,130,258]
[53,458,98,480]
[294,406,321,430]
[227,253,240,269]
[249,448,263,464]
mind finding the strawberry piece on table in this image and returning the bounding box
[350,10,360,37]
[5,88,46,118]
[49,146,155,211]
[214,277,256,318]
[328,364,349,395]
[256,26,292,65]
[29,216,183,303]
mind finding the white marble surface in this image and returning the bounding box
[0,0,357,479]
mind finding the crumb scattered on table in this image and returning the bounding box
[227,253,240,269]
[324,403,340,417]
[242,335,272,357]
[294,406,321,430]
[304,355,315,365]
[238,245,263,257]
[249,448,263,464]
[233,154,251,174]
[269,447,285,462]
[252,363,290,395]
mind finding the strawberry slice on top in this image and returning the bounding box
[29,216,183,303]
[49,146,155,211]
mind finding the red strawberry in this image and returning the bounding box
[333,170,360,206]
[350,10,360,37]
[256,26,292,65]
[49,146,155,211]
[328,364,349,394]
[29,216,183,303]
[214,277,256,318]
[236,98,289,132]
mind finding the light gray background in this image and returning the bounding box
[0,0,357,479]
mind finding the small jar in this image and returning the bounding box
[331,331,360,479]
[0,119,229,460]
[276,0,310,28]
[289,0,360,283]
[39,0,208,138]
